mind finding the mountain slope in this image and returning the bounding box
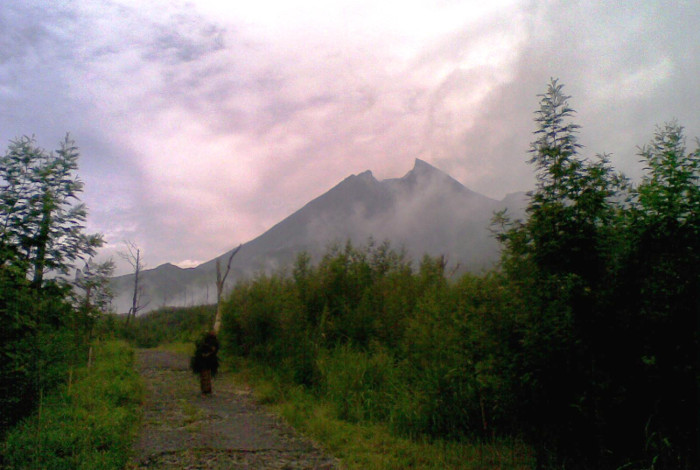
[110,159,526,313]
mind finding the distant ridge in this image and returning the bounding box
[109,159,527,313]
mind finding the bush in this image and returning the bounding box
[1,341,143,469]
[317,344,399,423]
[112,304,216,348]
[220,243,501,440]
[0,268,86,436]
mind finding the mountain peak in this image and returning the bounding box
[154,262,182,271]
[412,158,437,172]
[356,169,374,180]
[404,158,451,181]
[110,159,523,313]
[401,158,457,185]
[336,169,377,189]
[392,158,491,201]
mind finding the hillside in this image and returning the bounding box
[109,159,526,313]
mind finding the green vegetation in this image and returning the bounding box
[231,358,533,469]
[0,135,108,436]
[220,80,698,469]
[2,82,696,469]
[109,304,216,348]
[220,246,534,460]
[1,340,143,469]
[0,136,144,467]
[495,82,698,469]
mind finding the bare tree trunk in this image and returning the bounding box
[126,248,139,325]
[213,244,241,333]
[121,241,145,325]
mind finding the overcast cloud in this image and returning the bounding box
[1,0,698,274]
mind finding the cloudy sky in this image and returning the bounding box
[1,0,698,274]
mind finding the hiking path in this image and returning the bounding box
[127,349,339,469]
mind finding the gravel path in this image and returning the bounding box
[127,349,339,469]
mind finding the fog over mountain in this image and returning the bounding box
[109,159,526,313]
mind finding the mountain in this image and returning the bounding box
[109,159,527,313]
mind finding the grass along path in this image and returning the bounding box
[127,348,338,469]
[1,341,142,470]
[231,360,534,470]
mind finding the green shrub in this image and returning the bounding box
[396,286,482,438]
[220,244,526,448]
[111,304,216,348]
[317,344,399,423]
[0,268,88,436]
[1,340,143,469]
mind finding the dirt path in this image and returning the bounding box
[127,349,339,469]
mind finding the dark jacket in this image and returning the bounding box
[190,332,219,376]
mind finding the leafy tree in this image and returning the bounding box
[525,79,624,281]
[0,135,103,288]
[622,122,699,468]
[74,258,115,312]
[636,122,699,223]
[493,81,699,469]
[496,79,629,467]
[0,135,103,435]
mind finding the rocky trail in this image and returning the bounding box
[127,349,339,469]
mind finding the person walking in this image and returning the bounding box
[191,331,219,395]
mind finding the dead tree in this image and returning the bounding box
[120,240,148,325]
[213,244,241,333]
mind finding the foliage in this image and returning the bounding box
[219,81,698,469]
[221,242,522,442]
[112,304,217,348]
[231,358,534,469]
[317,344,399,423]
[0,263,86,436]
[495,82,698,468]
[0,135,103,287]
[0,135,106,437]
[1,341,143,469]
[397,273,519,439]
[494,79,628,466]
[73,258,116,335]
[618,122,699,469]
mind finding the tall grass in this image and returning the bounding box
[104,304,216,348]
[232,358,534,470]
[220,245,520,441]
[1,340,143,470]
[219,243,535,468]
[317,344,400,423]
